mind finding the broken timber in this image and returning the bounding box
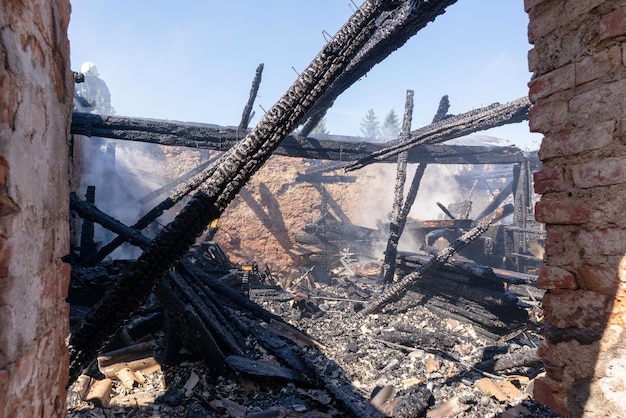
[299,0,459,136]
[344,96,531,171]
[67,0,413,385]
[380,89,414,284]
[354,205,513,319]
[71,110,527,165]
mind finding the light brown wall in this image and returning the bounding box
[527,0,626,415]
[0,1,72,416]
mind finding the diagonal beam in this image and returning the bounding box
[68,0,430,385]
[344,96,531,171]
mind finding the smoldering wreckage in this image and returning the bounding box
[66,2,559,417]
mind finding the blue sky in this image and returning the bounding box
[69,1,542,150]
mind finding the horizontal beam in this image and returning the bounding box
[71,112,526,165]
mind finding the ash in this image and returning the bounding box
[67,263,563,418]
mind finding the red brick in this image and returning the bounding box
[579,262,620,294]
[565,0,606,19]
[542,290,610,328]
[545,228,565,256]
[573,155,626,188]
[575,228,626,256]
[600,6,626,40]
[538,265,579,290]
[534,167,566,193]
[529,63,575,101]
[528,99,569,134]
[533,376,571,417]
[576,46,623,85]
[573,78,626,121]
[527,1,567,40]
[535,199,591,224]
[539,121,614,159]
[0,157,7,188]
[528,48,539,72]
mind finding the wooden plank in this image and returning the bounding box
[225,355,306,382]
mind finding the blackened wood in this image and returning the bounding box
[344,97,531,171]
[69,192,151,249]
[153,277,225,372]
[238,63,264,132]
[354,207,510,319]
[436,202,456,219]
[432,95,451,123]
[72,112,527,165]
[79,186,97,264]
[475,346,541,372]
[475,180,514,221]
[299,0,459,141]
[381,90,414,284]
[225,355,305,382]
[179,260,283,324]
[165,271,246,357]
[65,1,450,385]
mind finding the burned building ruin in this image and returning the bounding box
[1,1,626,417]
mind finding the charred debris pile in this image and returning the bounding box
[65,1,552,417]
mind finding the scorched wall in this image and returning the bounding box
[528,0,626,416]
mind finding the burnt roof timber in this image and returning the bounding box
[71,112,527,165]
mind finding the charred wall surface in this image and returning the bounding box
[527,0,626,415]
[0,1,72,416]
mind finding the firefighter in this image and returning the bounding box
[74,61,113,114]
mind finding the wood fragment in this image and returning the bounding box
[476,378,525,402]
[97,342,154,368]
[99,356,160,379]
[85,378,113,407]
[115,367,136,389]
[426,397,470,418]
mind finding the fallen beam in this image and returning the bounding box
[354,205,513,319]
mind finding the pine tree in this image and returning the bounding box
[360,108,380,140]
[381,108,401,140]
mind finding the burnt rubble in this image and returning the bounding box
[65,1,557,416]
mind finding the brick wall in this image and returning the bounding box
[0,1,72,417]
[526,0,626,415]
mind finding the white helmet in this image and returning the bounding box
[80,61,99,76]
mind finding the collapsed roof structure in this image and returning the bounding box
[66,1,548,416]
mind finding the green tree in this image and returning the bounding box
[311,117,329,135]
[381,108,401,140]
[360,108,380,140]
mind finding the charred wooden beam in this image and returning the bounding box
[69,192,151,249]
[71,112,527,164]
[380,90,414,284]
[344,97,531,171]
[79,186,97,263]
[354,206,512,319]
[238,63,264,132]
[475,179,514,221]
[436,202,456,220]
[432,95,451,123]
[83,155,222,266]
[68,1,396,383]
[299,0,459,136]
